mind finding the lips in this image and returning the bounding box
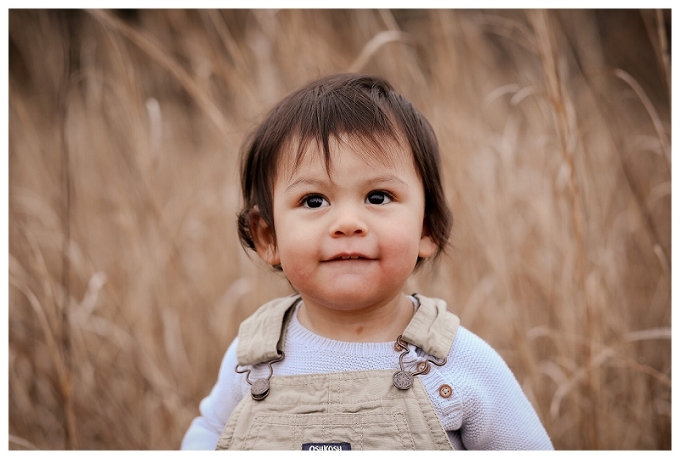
[324,252,375,262]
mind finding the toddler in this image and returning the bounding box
[181,74,553,450]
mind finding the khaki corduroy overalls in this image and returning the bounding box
[216,294,459,450]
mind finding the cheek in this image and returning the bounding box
[285,263,312,285]
[277,236,314,280]
[380,230,421,270]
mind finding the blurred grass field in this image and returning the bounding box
[8,9,671,449]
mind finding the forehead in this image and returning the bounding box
[276,133,416,181]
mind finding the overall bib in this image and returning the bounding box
[216,294,460,450]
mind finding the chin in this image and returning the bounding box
[303,287,400,311]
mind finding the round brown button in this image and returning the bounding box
[416,361,430,375]
[394,341,403,352]
[438,384,452,398]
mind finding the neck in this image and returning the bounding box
[296,293,415,342]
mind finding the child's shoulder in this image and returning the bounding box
[445,325,516,382]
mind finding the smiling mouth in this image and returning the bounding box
[325,254,374,262]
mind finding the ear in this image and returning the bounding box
[418,226,437,259]
[250,209,280,266]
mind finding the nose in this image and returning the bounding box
[330,205,367,237]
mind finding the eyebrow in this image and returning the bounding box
[284,174,408,194]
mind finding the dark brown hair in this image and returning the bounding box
[237,73,452,268]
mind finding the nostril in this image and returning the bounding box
[334,228,365,236]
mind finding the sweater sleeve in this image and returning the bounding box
[181,338,244,450]
[447,328,553,450]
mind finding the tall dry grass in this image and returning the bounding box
[8,9,670,450]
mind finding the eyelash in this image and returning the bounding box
[299,191,394,208]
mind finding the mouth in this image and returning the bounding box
[324,253,375,262]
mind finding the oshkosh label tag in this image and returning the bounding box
[302,442,351,451]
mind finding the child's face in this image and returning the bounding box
[254,135,437,312]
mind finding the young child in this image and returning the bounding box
[181,74,553,450]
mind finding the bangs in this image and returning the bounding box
[283,130,403,179]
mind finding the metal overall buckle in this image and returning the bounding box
[392,335,447,390]
[235,352,285,401]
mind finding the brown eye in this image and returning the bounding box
[366,191,393,205]
[302,195,329,208]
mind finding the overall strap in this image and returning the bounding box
[402,294,460,361]
[236,295,301,366]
